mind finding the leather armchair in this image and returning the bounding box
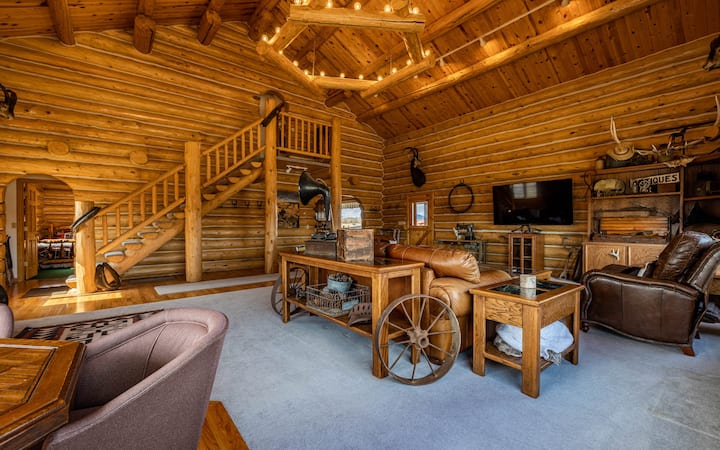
[42,307,229,450]
[581,231,720,356]
[381,244,511,358]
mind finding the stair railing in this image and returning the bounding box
[95,119,265,256]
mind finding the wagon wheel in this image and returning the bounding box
[270,266,307,316]
[373,294,460,385]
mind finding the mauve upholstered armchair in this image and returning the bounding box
[0,284,13,338]
[42,307,229,450]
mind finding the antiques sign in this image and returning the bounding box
[630,172,679,193]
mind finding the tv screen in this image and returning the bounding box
[492,178,573,225]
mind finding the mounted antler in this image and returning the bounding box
[0,83,17,120]
[703,95,720,140]
[608,116,636,161]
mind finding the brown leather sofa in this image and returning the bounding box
[377,244,511,357]
[581,231,720,356]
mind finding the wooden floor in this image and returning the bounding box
[8,268,273,321]
[200,401,250,450]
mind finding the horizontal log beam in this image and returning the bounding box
[288,4,425,33]
[198,9,223,46]
[313,76,375,91]
[133,14,156,54]
[360,52,434,98]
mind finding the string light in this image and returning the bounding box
[383,4,392,13]
[326,0,333,8]
[354,2,361,10]
[339,72,345,78]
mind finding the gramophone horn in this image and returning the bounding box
[298,171,331,217]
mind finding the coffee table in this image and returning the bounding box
[470,278,583,398]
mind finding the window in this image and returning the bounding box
[340,197,362,229]
[412,200,427,226]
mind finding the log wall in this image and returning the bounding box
[0,22,384,280]
[383,35,720,277]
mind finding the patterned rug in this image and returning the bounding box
[15,310,160,344]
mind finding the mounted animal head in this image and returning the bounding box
[0,84,17,120]
[703,35,720,71]
[406,146,426,187]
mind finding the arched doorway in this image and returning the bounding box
[5,176,75,282]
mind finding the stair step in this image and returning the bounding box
[104,251,126,263]
[138,230,160,240]
[249,161,262,168]
[153,219,175,229]
[122,239,144,250]
[216,184,229,192]
[202,193,216,201]
[172,211,185,219]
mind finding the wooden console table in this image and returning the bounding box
[435,239,487,263]
[0,339,85,449]
[280,252,422,378]
[470,279,582,398]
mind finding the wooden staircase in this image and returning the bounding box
[91,119,266,275]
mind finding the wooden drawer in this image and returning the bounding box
[583,242,666,272]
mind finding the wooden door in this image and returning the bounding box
[406,193,433,246]
[20,181,40,280]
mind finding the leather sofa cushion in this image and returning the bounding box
[386,244,481,284]
[652,231,715,281]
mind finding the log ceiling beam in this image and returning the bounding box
[247,0,282,42]
[359,0,501,79]
[360,52,435,98]
[198,0,225,46]
[325,89,353,108]
[256,40,325,97]
[133,0,156,54]
[47,0,75,45]
[357,0,665,122]
[314,76,375,91]
[287,4,425,33]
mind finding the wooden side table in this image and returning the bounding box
[470,279,583,398]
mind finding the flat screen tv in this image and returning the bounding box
[492,178,573,225]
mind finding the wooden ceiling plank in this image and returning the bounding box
[357,0,666,121]
[269,21,308,50]
[47,0,75,45]
[325,89,354,108]
[359,0,501,79]
[256,40,325,97]
[247,0,283,41]
[288,5,425,33]
[360,52,435,98]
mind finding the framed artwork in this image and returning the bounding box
[278,190,300,228]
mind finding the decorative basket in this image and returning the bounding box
[305,284,370,317]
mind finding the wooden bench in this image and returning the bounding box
[199,401,249,450]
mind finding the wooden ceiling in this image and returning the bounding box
[2,0,719,139]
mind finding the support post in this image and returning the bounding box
[330,117,342,229]
[74,201,97,293]
[264,97,279,274]
[185,141,203,282]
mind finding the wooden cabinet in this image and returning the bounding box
[507,233,544,275]
[583,241,666,272]
[683,153,720,231]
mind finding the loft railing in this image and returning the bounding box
[95,119,265,255]
[277,112,332,159]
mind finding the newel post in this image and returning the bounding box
[185,141,203,282]
[330,117,342,228]
[74,201,97,293]
[264,96,279,274]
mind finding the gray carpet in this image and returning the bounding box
[15,287,720,450]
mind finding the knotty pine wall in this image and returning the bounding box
[0,23,384,280]
[383,35,720,277]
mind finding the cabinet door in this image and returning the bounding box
[627,244,665,267]
[583,243,627,272]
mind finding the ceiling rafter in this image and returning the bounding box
[256,2,430,99]
[47,0,75,45]
[247,0,283,42]
[198,0,226,46]
[357,0,665,121]
[133,0,156,54]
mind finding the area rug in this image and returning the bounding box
[153,273,278,295]
[15,310,160,344]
